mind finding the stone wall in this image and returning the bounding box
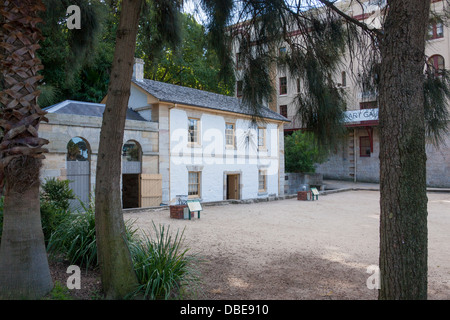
[315,125,450,187]
[39,113,160,194]
[284,172,324,195]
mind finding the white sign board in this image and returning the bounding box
[187,200,203,212]
[343,108,378,123]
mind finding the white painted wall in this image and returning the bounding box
[168,108,281,203]
[128,86,152,121]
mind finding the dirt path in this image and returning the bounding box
[124,191,450,300]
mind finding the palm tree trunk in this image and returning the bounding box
[95,0,142,299]
[0,0,52,299]
[0,160,52,299]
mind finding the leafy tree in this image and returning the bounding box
[137,12,234,95]
[37,0,111,106]
[285,131,328,173]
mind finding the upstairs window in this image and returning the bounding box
[360,101,378,110]
[428,21,444,40]
[258,127,266,150]
[236,81,243,97]
[279,77,287,95]
[279,105,288,118]
[225,123,235,147]
[236,52,243,70]
[188,118,200,144]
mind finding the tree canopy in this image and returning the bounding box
[36,1,234,108]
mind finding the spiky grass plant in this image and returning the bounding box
[127,223,200,300]
[46,199,138,271]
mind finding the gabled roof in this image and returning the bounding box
[132,79,289,122]
[44,100,147,122]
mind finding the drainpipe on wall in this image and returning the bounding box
[354,131,357,183]
[168,103,177,202]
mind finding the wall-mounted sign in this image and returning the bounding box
[343,108,379,123]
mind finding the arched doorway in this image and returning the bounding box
[67,137,90,210]
[122,140,142,208]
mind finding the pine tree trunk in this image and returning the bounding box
[95,0,142,299]
[378,0,430,299]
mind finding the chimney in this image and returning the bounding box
[132,58,145,81]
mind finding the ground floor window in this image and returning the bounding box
[258,169,267,192]
[188,171,201,197]
[360,136,371,157]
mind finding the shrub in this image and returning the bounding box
[128,223,200,300]
[43,281,73,300]
[47,201,138,270]
[41,178,75,212]
[47,206,98,270]
[39,178,75,244]
[284,131,328,173]
[40,200,71,245]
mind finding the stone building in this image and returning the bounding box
[39,100,159,209]
[231,0,450,187]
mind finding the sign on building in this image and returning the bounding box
[343,108,379,123]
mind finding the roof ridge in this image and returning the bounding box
[132,79,289,122]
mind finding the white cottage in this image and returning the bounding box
[119,59,289,204]
[40,59,289,209]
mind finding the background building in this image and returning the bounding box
[232,0,450,187]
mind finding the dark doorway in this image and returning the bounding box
[122,174,139,209]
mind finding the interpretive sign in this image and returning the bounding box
[187,200,202,212]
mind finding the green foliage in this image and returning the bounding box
[37,0,112,106]
[137,12,234,95]
[46,206,98,270]
[284,131,328,173]
[43,281,73,300]
[128,223,200,300]
[41,178,75,212]
[47,201,138,271]
[40,201,71,246]
[424,68,450,146]
[39,178,75,243]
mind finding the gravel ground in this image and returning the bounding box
[122,190,450,300]
[48,189,450,300]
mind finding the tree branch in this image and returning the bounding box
[317,0,384,39]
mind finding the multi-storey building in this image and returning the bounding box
[232,0,450,187]
[40,59,289,210]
